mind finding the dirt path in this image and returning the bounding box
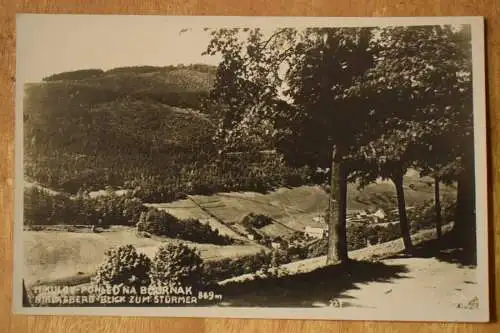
[331,256,478,310]
[218,225,481,314]
[218,253,479,314]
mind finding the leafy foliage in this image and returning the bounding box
[25,187,232,244]
[204,27,376,167]
[407,199,456,233]
[94,244,152,289]
[204,27,378,262]
[26,25,476,260]
[138,208,233,245]
[341,25,474,251]
[24,187,145,226]
[241,213,273,229]
[151,243,205,287]
[206,25,473,247]
[308,223,401,257]
[203,249,291,283]
[346,25,473,186]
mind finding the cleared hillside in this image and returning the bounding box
[150,182,456,240]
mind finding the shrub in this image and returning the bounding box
[271,249,291,266]
[26,137,313,204]
[76,192,146,226]
[377,223,401,243]
[287,244,309,261]
[347,225,368,251]
[306,222,409,258]
[151,243,204,287]
[408,200,435,232]
[94,244,152,289]
[260,250,291,278]
[443,201,456,222]
[283,167,311,187]
[139,208,232,245]
[140,208,179,236]
[203,250,272,282]
[408,200,457,233]
[24,187,77,226]
[241,213,273,229]
[307,238,328,258]
[137,230,152,238]
[203,249,293,283]
[24,186,147,227]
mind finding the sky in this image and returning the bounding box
[16,15,224,83]
[16,14,471,84]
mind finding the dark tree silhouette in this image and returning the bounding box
[204,27,376,264]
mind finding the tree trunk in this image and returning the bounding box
[391,171,413,252]
[434,177,442,241]
[326,147,349,265]
[453,157,476,253]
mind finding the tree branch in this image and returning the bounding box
[257,28,290,52]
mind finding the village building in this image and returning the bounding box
[367,208,387,223]
[304,226,327,239]
[372,208,386,220]
[270,241,281,249]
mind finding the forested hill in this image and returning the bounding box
[24,65,216,194]
[24,65,218,155]
[38,64,216,109]
[23,64,305,200]
[26,64,217,152]
[24,84,214,153]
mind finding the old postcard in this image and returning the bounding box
[14,14,489,322]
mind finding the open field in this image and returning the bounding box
[24,179,457,287]
[148,181,456,239]
[23,226,265,286]
[26,223,479,314]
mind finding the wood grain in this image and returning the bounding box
[1,0,498,332]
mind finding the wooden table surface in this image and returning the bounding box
[1,1,498,332]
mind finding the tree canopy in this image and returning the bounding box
[204,24,476,262]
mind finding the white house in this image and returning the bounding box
[304,226,327,239]
[271,241,281,249]
[372,209,386,220]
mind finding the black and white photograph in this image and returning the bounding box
[14,14,488,321]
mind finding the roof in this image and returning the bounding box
[305,226,326,232]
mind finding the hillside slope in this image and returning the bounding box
[42,64,215,94]
[150,182,456,239]
[23,65,221,193]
